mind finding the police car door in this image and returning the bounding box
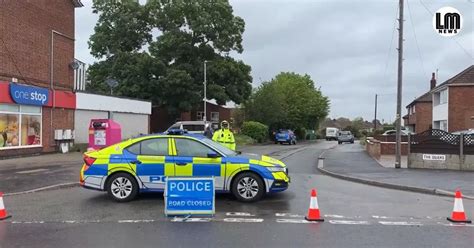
[128,138,174,190]
[172,137,224,190]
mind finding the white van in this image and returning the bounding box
[325,127,339,141]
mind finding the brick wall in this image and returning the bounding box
[0,0,75,90]
[414,102,432,133]
[448,86,474,132]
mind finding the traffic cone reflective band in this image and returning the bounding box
[305,189,324,222]
[0,192,11,220]
[447,190,471,223]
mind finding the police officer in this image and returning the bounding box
[212,120,236,150]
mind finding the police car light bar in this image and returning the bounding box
[167,129,188,135]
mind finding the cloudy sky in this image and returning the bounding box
[75,0,473,123]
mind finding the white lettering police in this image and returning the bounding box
[14,90,48,104]
[169,181,212,192]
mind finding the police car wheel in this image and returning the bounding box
[232,172,264,202]
[106,173,138,202]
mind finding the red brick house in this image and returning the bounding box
[0,0,83,157]
[404,73,436,133]
[431,65,474,132]
[404,65,474,134]
[150,100,235,132]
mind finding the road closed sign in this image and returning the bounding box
[165,177,215,216]
[423,154,446,161]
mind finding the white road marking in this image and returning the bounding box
[439,222,474,227]
[171,217,211,222]
[379,221,422,226]
[223,218,264,223]
[118,219,155,223]
[372,215,391,219]
[16,169,49,174]
[226,212,255,217]
[329,220,369,225]
[275,213,305,218]
[276,219,314,224]
[324,214,346,218]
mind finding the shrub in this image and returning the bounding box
[295,127,307,140]
[241,121,269,143]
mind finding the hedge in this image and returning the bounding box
[241,121,269,143]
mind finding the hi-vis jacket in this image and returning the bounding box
[212,128,236,150]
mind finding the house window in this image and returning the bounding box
[196,111,204,121]
[0,104,42,149]
[210,112,219,122]
[439,89,447,104]
[434,120,448,131]
[412,105,415,113]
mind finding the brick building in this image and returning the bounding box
[150,101,235,133]
[431,65,474,132]
[0,0,83,156]
[404,73,436,133]
[404,65,474,134]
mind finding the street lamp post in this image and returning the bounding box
[203,60,208,121]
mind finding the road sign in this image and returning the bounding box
[423,154,446,161]
[165,177,215,216]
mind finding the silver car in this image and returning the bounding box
[338,131,354,144]
[167,121,214,134]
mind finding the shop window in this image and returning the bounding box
[0,104,41,149]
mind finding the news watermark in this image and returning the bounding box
[433,6,463,37]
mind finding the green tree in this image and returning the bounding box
[244,72,329,131]
[87,0,252,115]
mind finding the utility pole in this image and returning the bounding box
[395,0,404,169]
[374,94,378,131]
[203,60,208,121]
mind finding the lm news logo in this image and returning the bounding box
[433,6,463,37]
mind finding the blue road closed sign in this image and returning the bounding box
[165,177,215,216]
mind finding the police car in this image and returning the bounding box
[80,131,290,202]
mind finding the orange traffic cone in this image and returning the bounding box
[305,189,324,222]
[0,192,11,220]
[447,190,471,223]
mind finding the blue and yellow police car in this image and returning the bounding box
[80,131,290,202]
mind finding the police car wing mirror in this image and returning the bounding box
[207,152,219,158]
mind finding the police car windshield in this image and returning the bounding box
[200,137,238,156]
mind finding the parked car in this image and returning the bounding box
[166,121,213,135]
[325,127,339,141]
[338,131,354,144]
[275,129,297,145]
[382,130,410,136]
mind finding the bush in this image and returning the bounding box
[241,121,269,143]
[295,127,307,140]
[234,134,255,147]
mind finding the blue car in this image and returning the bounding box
[275,130,297,145]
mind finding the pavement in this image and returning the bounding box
[1,141,473,247]
[319,143,474,198]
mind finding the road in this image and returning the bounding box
[1,141,473,248]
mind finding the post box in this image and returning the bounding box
[88,119,122,150]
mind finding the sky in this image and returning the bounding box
[74,0,473,123]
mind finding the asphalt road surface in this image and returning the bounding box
[1,141,473,248]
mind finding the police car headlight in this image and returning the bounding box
[268,167,286,172]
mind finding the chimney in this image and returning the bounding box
[430,72,436,90]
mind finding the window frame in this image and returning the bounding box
[125,138,170,156]
[173,137,221,158]
[0,103,42,150]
